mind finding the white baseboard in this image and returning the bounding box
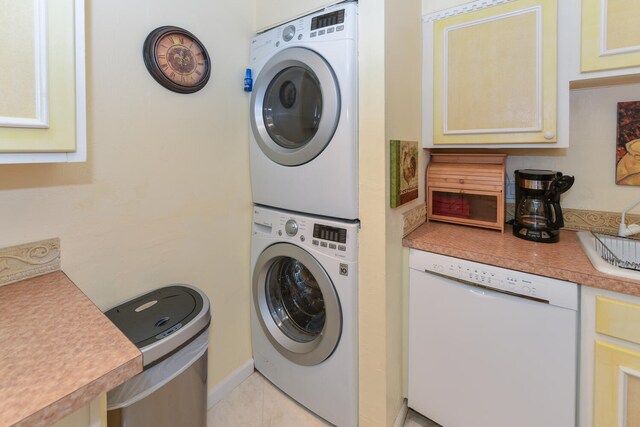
[207,358,255,409]
[393,399,409,427]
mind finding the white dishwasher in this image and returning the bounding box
[408,249,578,427]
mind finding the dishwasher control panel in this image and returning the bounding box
[409,249,578,310]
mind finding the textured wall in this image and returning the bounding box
[0,0,255,410]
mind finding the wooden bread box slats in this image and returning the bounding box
[428,179,504,192]
[427,153,507,232]
[429,165,503,177]
[430,153,506,164]
[428,171,503,182]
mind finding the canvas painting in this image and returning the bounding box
[616,101,640,186]
[390,140,419,208]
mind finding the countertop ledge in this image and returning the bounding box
[0,271,142,427]
[403,222,640,297]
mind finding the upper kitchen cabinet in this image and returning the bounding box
[571,0,640,82]
[582,0,640,72]
[0,0,86,164]
[423,0,570,148]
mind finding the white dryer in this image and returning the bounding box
[251,205,358,427]
[249,3,358,220]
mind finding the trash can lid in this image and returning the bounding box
[105,285,210,366]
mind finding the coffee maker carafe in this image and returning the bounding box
[513,169,574,243]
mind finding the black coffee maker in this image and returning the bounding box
[513,169,575,243]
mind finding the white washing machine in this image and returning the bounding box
[251,205,358,426]
[249,2,358,220]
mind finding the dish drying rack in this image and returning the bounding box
[591,232,640,272]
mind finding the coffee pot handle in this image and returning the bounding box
[544,201,565,229]
[543,175,573,229]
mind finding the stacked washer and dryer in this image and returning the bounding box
[248,2,359,426]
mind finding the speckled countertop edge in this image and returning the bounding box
[0,271,142,427]
[403,221,640,297]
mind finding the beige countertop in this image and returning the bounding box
[0,271,142,427]
[403,222,640,297]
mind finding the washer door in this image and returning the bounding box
[253,243,342,366]
[250,47,341,166]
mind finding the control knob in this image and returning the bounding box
[285,219,298,236]
[283,25,296,42]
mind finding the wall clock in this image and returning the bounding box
[143,26,211,94]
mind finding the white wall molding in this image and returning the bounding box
[207,359,254,409]
[392,399,409,427]
[423,0,514,23]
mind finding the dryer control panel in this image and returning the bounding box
[251,2,357,70]
[311,9,345,31]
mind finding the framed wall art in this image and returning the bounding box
[616,101,640,186]
[390,140,419,208]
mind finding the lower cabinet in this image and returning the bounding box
[581,287,640,427]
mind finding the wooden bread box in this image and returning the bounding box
[427,153,507,232]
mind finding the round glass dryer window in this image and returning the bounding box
[263,66,323,149]
[266,256,325,342]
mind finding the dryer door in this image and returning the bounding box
[253,243,342,366]
[250,47,340,166]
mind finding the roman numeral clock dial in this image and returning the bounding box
[143,26,211,94]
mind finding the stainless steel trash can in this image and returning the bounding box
[105,284,211,427]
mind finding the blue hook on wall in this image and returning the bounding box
[244,68,253,92]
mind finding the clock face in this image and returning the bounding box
[155,33,207,87]
[143,27,211,94]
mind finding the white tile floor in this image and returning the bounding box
[207,371,441,427]
[403,410,441,427]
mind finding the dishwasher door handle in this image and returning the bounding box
[424,270,550,305]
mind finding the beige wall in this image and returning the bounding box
[255,0,337,31]
[0,0,255,403]
[358,0,388,423]
[359,0,423,425]
[384,0,423,424]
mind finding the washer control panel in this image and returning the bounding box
[252,206,358,261]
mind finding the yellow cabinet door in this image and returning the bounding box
[594,340,640,427]
[582,0,640,73]
[0,0,81,154]
[432,0,557,145]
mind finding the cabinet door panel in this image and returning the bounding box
[627,373,640,427]
[445,10,539,132]
[582,0,640,72]
[432,0,557,145]
[0,0,83,155]
[594,339,640,427]
[597,296,640,346]
[606,0,640,51]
